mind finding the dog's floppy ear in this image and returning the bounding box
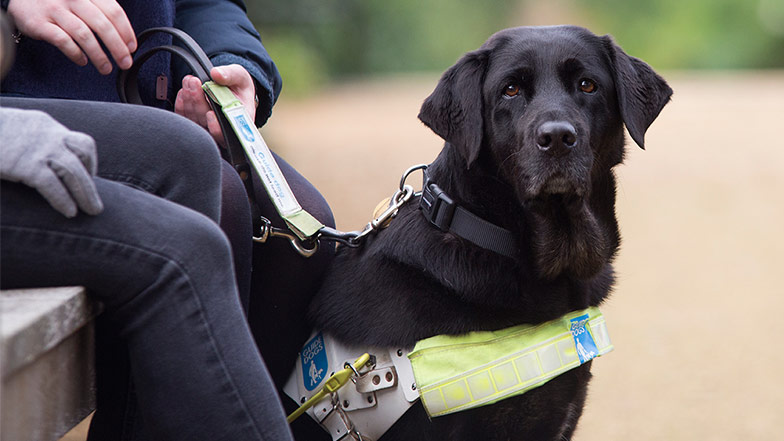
[418,49,489,167]
[603,36,672,149]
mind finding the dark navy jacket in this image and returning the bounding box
[1,0,282,125]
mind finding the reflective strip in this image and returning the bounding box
[409,307,612,417]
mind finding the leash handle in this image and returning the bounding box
[286,353,371,423]
[117,27,326,242]
[116,27,245,170]
[203,81,324,239]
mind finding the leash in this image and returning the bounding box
[118,27,404,256]
[118,28,520,260]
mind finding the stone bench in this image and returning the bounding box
[1,287,100,441]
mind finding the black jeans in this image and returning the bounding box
[1,97,294,440]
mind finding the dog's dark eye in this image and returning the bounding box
[579,79,597,94]
[503,83,521,98]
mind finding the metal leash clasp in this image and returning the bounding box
[257,164,430,253]
[253,216,319,257]
[347,163,428,246]
[349,184,414,245]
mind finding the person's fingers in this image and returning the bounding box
[68,0,133,69]
[48,154,104,216]
[54,11,113,74]
[174,88,187,117]
[36,21,89,66]
[92,0,137,52]
[175,87,206,127]
[210,65,256,123]
[28,167,78,218]
[205,111,225,147]
[175,76,212,127]
[5,0,135,71]
[63,131,99,176]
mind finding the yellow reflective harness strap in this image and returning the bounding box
[202,82,324,240]
[408,307,612,417]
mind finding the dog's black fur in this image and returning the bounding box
[293,25,671,440]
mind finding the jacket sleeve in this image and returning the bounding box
[175,0,282,126]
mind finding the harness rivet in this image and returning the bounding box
[300,397,306,404]
[372,375,381,385]
[367,396,374,404]
[396,349,403,357]
[343,400,350,408]
[385,372,394,382]
[411,382,417,390]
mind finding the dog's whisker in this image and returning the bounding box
[498,149,522,171]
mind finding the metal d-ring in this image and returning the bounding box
[344,360,362,383]
[399,164,428,195]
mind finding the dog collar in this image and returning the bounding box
[419,171,519,258]
[284,307,612,439]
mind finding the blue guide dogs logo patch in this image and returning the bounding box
[301,333,328,391]
[569,314,598,364]
[233,114,256,143]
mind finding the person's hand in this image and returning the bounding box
[174,64,257,147]
[6,0,136,74]
[0,108,104,218]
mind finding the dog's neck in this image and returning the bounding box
[426,146,523,232]
[427,144,618,282]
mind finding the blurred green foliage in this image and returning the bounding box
[583,0,784,69]
[245,0,784,93]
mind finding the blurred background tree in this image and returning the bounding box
[245,0,784,95]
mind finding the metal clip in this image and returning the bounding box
[399,164,428,194]
[371,185,415,230]
[261,165,429,252]
[349,184,415,246]
[253,216,318,257]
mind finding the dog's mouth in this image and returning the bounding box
[526,172,587,200]
[541,174,576,195]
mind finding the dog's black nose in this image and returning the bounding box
[536,121,577,156]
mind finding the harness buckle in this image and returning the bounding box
[419,181,455,231]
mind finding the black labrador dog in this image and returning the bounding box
[294,25,671,440]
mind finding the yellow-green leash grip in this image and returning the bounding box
[202,81,324,240]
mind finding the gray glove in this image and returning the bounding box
[1,107,104,218]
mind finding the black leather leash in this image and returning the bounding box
[117,28,519,259]
[117,27,259,229]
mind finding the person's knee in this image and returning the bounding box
[162,207,234,272]
[129,106,221,174]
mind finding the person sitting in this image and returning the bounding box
[1,0,336,386]
[0,102,295,440]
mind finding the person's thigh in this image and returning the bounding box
[0,178,225,306]
[1,179,293,441]
[0,97,222,221]
[248,153,336,384]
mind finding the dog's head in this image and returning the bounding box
[419,25,672,202]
